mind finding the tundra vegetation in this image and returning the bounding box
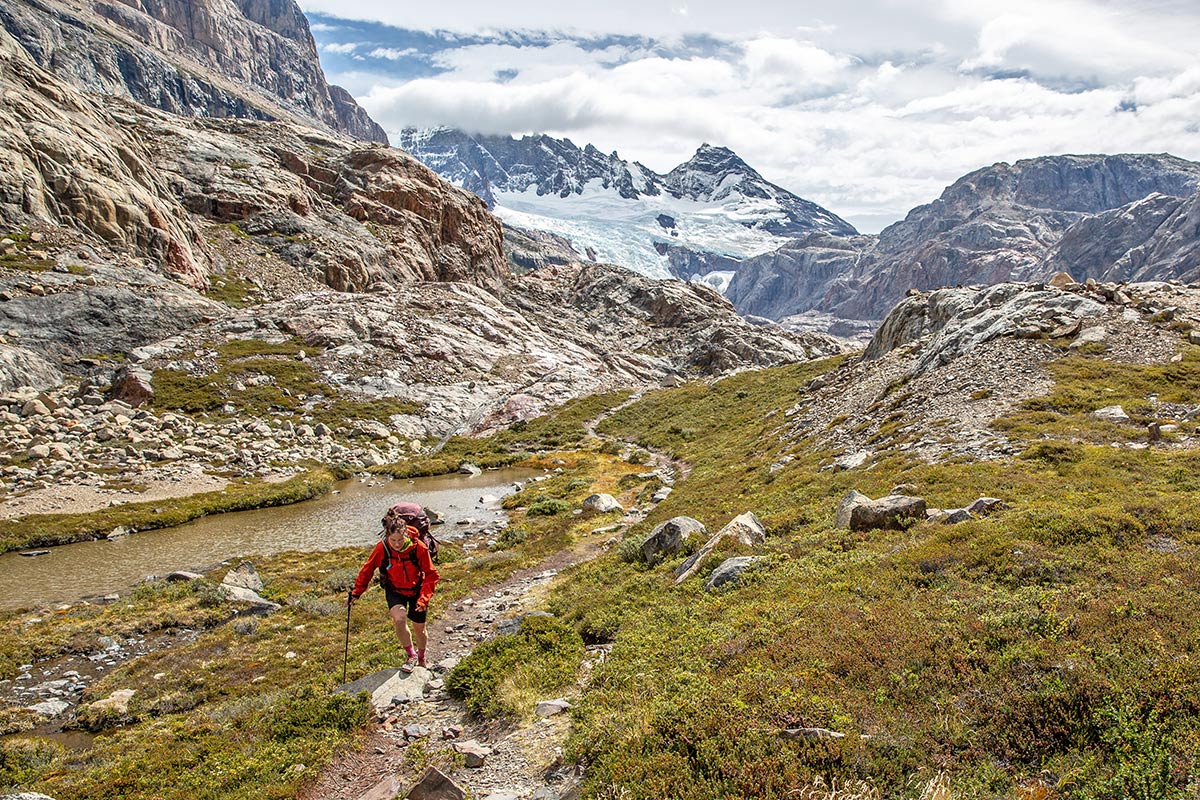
[3,345,1200,798]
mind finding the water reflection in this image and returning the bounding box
[0,469,539,611]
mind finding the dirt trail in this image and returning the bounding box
[306,414,682,800]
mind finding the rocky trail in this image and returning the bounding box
[305,426,681,800]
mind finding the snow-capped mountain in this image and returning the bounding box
[398,127,856,282]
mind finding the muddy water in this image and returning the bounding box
[0,468,539,611]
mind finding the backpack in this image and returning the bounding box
[382,502,440,561]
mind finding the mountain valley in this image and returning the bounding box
[0,0,1199,798]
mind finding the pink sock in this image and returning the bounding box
[405,645,416,658]
[417,649,426,663]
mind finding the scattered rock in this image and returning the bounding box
[405,766,466,800]
[19,550,50,557]
[454,739,491,768]
[640,516,706,565]
[582,493,623,514]
[1091,405,1131,423]
[705,556,765,591]
[222,561,264,592]
[1070,326,1109,350]
[459,462,482,476]
[165,571,204,581]
[836,491,927,531]
[535,698,572,717]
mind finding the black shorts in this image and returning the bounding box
[384,585,427,624]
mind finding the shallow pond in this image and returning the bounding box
[0,468,539,611]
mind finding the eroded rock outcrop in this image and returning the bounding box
[0,0,386,143]
[0,28,209,286]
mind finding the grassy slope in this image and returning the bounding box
[544,353,1200,798]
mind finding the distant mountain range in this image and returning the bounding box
[399,127,855,289]
[403,127,1200,329]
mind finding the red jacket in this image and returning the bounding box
[352,535,439,607]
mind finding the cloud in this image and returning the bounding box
[308,4,1200,232]
[320,41,360,55]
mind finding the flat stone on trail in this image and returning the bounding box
[334,668,399,699]
[404,766,466,800]
[369,666,432,711]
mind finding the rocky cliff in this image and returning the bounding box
[0,0,386,143]
[730,154,1200,323]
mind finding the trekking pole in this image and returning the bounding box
[342,589,353,684]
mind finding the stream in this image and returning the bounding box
[0,468,540,612]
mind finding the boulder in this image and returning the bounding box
[967,497,1009,516]
[222,561,264,592]
[454,739,491,768]
[110,365,155,408]
[369,666,432,711]
[675,512,768,584]
[459,462,482,476]
[405,766,466,800]
[705,556,764,591]
[165,571,204,582]
[640,516,706,565]
[582,493,623,514]
[836,491,927,531]
[1048,271,1076,288]
[1070,326,1109,350]
[218,584,280,610]
[87,688,135,715]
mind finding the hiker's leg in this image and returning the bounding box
[389,605,413,651]
[411,622,427,651]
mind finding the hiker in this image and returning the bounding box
[348,504,440,672]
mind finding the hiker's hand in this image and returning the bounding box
[416,600,428,612]
[346,594,356,608]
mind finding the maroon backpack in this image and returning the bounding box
[382,502,439,561]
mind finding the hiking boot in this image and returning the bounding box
[400,653,419,673]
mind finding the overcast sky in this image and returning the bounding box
[299,0,1200,232]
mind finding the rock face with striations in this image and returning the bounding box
[0,0,386,143]
[0,27,209,286]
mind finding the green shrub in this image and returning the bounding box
[528,498,571,517]
[0,737,63,787]
[618,536,646,564]
[445,615,584,719]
